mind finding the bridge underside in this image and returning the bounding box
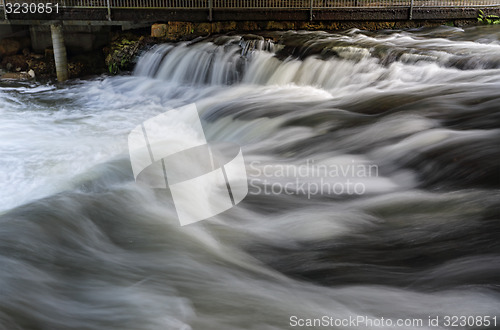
[0,7,494,25]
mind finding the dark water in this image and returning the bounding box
[0,26,499,329]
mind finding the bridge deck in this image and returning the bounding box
[0,0,498,24]
[2,0,500,8]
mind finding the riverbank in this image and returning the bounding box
[0,36,107,81]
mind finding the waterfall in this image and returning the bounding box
[134,28,500,89]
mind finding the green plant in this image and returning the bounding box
[108,63,118,74]
[478,10,500,24]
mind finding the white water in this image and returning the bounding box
[1,26,500,329]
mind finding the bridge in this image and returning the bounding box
[1,0,499,24]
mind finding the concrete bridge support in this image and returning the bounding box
[50,24,68,82]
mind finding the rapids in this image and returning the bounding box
[1,26,499,329]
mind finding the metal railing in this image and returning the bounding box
[2,0,500,9]
[1,0,499,23]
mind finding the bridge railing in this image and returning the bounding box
[2,0,500,9]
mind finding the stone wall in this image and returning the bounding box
[150,19,476,40]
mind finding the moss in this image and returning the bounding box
[104,34,141,74]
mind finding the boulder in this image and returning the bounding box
[0,37,30,56]
[151,23,167,38]
[0,38,21,56]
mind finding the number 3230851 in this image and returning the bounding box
[5,3,59,14]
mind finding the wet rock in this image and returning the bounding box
[242,34,264,41]
[213,35,240,46]
[1,71,33,80]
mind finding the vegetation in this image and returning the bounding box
[478,10,500,24]
[104,34,143,75]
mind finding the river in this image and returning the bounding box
[0,25,499,329]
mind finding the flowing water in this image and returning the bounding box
[1,26,500,329]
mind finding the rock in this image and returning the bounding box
[28,69,35,78]
[151,23,167,38]
[165,22,195,40]
[213,36,238,46]
[45,48,54,59]
[152,22,200,41]
[2,55,28,72]
[0,37,30,56]
[28,58,54,77]
[265,21,296,31]
[238,21,260,32]
[104,35,141,74]
[68,61,85,78]
[194,23,211,35]
[69,51,106,77]
[0,38,21,56]
[211,21,237,34]
[242,34,264,41]
[104,33,158,75]
[1,72,33,80]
